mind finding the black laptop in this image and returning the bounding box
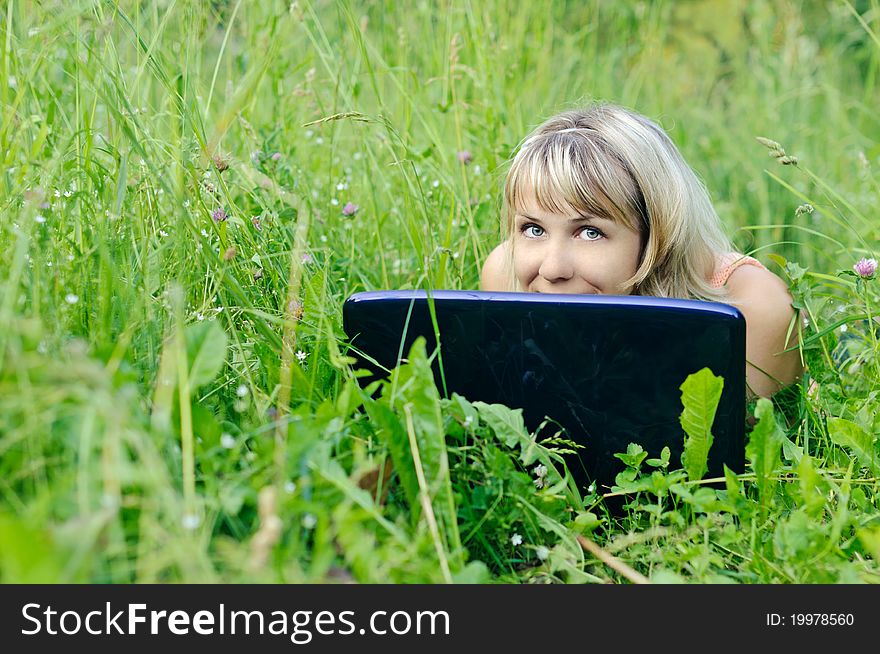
[342,290,746,492]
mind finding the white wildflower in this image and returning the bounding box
[220,433,236,449]
[236,384,249,397]
[510,533,523,546]
[35,214,46,224]
[181,513,201,530]
[284,481,297,494]
[301,513,317,529]
[533,464,548,489]
[64,293,79,305]
[295,350,307,363]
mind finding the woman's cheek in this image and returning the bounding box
[512,251,537,288]
[510,247,524,281]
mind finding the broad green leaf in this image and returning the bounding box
[334,377,364,418]
[450,393,479,430]
[313,460,407,543]
[185,320,228,388]
[797,455,826,518]
[781,436,804,464]
[679,368,724,481]
[191,402,222,446]
[615,442,647,469]
[362,397,419,515]
[388,338,446,495]
[723,465,743,505]
[472,401,528,450]
[573,511,601,534]
[471,401,548,468]
[451,561,490,584]
[646,446,671,468]
[856,526,880,561]
[773,509,818,559]
[827,417,880,476]
[746,398,785,509]
[386,338,461,567]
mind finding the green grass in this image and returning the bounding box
[1,0,879,583]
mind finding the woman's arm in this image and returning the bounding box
[725,264,804,398]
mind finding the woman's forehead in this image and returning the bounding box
[510,166,583,214]
[510,166,623,225]
[514,184,576,214]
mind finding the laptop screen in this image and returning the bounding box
[342,290,746,491]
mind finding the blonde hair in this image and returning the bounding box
[502,103,732,301]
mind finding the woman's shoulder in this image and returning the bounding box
[724,259,793,311]
[723,259,803,397]
[480,242,510,291]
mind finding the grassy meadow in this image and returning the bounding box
[2,0,880,583]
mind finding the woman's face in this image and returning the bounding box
[512,189,643,295]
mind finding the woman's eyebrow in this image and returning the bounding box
[516,212,611,224]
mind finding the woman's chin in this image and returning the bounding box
[527,287,600,295]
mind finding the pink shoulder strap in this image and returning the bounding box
[710,252,766,288]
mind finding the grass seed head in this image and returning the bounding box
[288,298,304,321]
[212,153,230,173]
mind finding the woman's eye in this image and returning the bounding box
[578,227,603,241]
[522,224,544,238]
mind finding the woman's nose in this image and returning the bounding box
[537,242,575,282]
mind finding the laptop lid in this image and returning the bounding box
[342,290,746,491]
